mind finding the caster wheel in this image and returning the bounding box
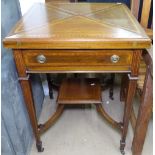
[49,91,54,99]
[120,150,125,155]
[120,139,125,155]
[36,141,44,152]
[109,90,114,100]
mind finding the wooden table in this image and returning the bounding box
[3,2,151,155]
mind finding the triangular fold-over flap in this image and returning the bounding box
[86,4,142,34]
[49,3,117,15]
[13,3,72,34]
[8,16,144,39]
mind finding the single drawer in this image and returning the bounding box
[22,50,133,72]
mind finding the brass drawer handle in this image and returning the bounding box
[111,55,120,63]
[36,55,46,64]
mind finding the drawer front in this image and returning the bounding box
[22,50,133,72]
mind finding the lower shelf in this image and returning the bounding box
[57,78,102,104]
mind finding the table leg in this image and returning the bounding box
[109,73,115,100]
[46,74,54,99]
[120,74,138,155]
[13,50,43,152]
[20,79,44,152]
[96,104,123,131]
[38,104,64,135]
[120,74,128,102]
[132,67,153,155]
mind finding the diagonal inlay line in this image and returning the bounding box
[85,16,142,35]
[9,15,145,39]
[46,3,145,36]
[7,3,147,39]
[79,15,145,36]
[11,3,73,35]
[121,4,147,35]
[84,3,119,16]
[85,4,143,35]
[48,2,117,16]
[46,3,78,15]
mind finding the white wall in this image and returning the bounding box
[19,0,45,15]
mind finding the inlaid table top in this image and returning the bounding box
[3,2,151,49]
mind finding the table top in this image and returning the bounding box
[3,2,151,49]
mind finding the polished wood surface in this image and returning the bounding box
[13,50,44,152]
[132,61,153,155]
[130,1,153,155]
[3,3,151,49]
[120,50,141,155]
[57,78,123,131]
[57,78,102,104]
[22,49,133,72]
[3,2,151,154]
[132,49,153,155]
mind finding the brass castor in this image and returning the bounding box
[120,139,125,155]
[36,141,44,152]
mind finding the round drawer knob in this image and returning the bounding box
[36,55,46,64]
[111,55,120,63]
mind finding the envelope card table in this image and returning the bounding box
[3,2,151,154]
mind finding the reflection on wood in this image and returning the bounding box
[3,3,151,49]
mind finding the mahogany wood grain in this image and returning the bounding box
[57,78,122,132]
[57,78,102,104]
[132,66,153,155]
[131,49,153,155]
[130,1,153,154]
[120,50,141,154]
[130,106,136,130]
[13,50,41,146]
[96,104,122,131]
[13,50,27,77]
[3,2,151,153]
[120,74,128,102]
[3,3,151,49]
[22,50,133,72]
[25,66,132,73]
[120,77,138,154]
[131,50,141,76]
[142,49,153,77]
